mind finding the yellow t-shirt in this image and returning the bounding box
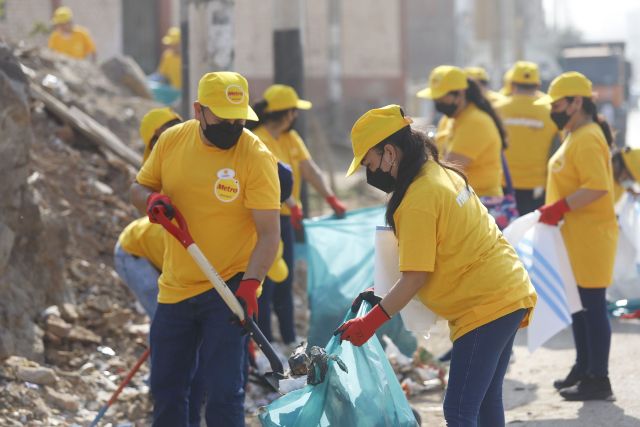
[47,26,96,59]
[445,104,503,197]
[496,94,559,189]
[253,127,311,216]
[486,90,506,106]
[393,161,537,341]
[136,120,281,303]
[157,49,182,89]
[546,123,618,287]
[434,116,452,154]
[118,217,165,270]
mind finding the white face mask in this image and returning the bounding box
[621,179,635,190]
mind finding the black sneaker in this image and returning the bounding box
[559,376,615,401]
[553,365,585,390]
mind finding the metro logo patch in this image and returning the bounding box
[225,85,245,104]
[214,168,240,202]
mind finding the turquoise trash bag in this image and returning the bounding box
[259,301,418,427]
[147,74,181,105]
[302,206,417,357]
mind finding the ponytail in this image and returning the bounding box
[245,100,294,131]
[464,78,508,150]
[582,98,614,148]
[374,109,468,231]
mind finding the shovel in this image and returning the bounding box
[154,207,286,392]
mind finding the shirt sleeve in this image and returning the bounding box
[397,208,437,272]
[574,137,611,191]
[244,146,281,210]
[47,34,56,49]
[290,130,311,162]
[449,116,491,161]
[136,135,164,191]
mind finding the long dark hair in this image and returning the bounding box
[245,100,294,130]
[463,78,508,149]
[373,114,468,231]
[565,96,614,148]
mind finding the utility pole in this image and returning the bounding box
[179,0,190,118]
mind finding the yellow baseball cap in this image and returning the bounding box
[197,72,259,121]
[346,104,413,177]
[266,241,289,283]
[534,72,593,105]
[162,27,180,46]
[511,61,541,85]
[622,148,640,183]
[416,66,469,100]
[52,6,73,25]
[500,68,514,96]
[139,107,182,162]
[263,84,312,112]
[465,66,490,82]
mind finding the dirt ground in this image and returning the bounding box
[410,317,640,426]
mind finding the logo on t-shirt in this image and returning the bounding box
[225,85,245,104]
[214,168,240,202]
[551,155,565,173]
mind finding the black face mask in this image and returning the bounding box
[550,110,571,130]
[434,101,458,117]
[366,155,396,193]
[201,120,244,149]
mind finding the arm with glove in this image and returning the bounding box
[335,271,428,346]
[299,159,347,217]
[538,189,607,225]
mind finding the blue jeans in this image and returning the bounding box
[572,287,611,377]
[258,215,296,343]
[113,243,206,426]
[443,309,526,427]
[114,243,160,318]
[150,277,247,427]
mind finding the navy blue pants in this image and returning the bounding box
[572,287,611,377]
[258,215,296,343]
[443,309,526,427]
[150,276,247,427]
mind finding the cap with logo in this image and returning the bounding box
[417,65,469,100]
[52,6,73,25]
[346,104,413,177]
[534,71,593,105]
[263,84,312,113]
[162,27,180,46]
[139,107,182,162]
[511,61,541,85]
[197,71,258,121]
[622,148,640,183]
[465,66,490,83]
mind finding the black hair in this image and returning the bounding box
[245,100,295,130]
[564,96,614,147]
[461,78,508,149]
[372,109,468,231]
[611,147,631,182]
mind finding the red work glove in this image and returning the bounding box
[326,195,347,217]
[538,198,571,226]
[333,304,390,346]
[146,192,175,223]
[235,278,261,319]
[289,205,303,231]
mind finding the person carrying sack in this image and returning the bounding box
[130,72,281,427]
[335,104,537,426]
[535,72,619,401]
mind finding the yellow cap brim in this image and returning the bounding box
[267,258,289,283]
[296,99,312,110]
[533,94,553,105]
[208,105,259,121]
[416,87,432,99]
[162,36,179,45]
[52,17,71,25]
[346,155,364,177]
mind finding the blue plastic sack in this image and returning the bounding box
[259,302,418,427]
[147,75,181,105]
[302,207,416,357]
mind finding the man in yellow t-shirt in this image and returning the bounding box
[496,61,559,214]
[157,27,182,89]
[131,71,280,425]
[47,7,96,61]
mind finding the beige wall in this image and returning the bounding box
[0,0,51,48]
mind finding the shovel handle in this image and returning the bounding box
[153,206,194,248]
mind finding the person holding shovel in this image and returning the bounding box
[130,71,281,427]
[248,84,347,350]
[335,105,537,426]
[535,72,618,401]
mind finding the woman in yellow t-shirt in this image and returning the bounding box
[156,27,182,89]
[336,105,536,426]
[417,65,507,199]
[535,72,618,401]
[248,84,347,348]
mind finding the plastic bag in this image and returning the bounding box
[374,226,439,336]
[503,212,582,352]
[304,207,416,357]
[259,302,418,427]
[610,195,640,300]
